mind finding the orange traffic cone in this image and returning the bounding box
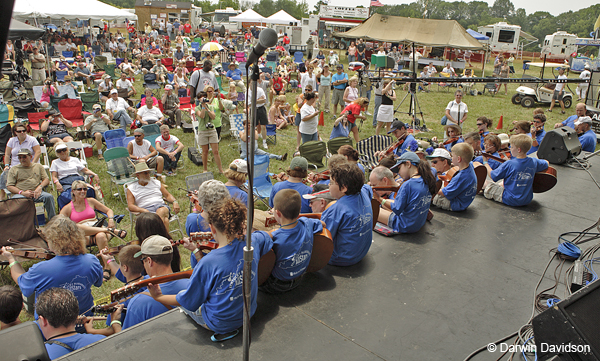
[318,111,325,126]
[495,115,503,130]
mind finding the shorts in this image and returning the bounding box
[49,132,71,140]
[273,89,283,95]
[348,121,356,131]
[256,106,268,125]
[332,88,345,106]
[259,274,303,294]
[553,90,564,101]
[294,112,301,126]
[146,155,159,169]
[432,194,452,211]
[483,181,504,203]
[198,129,219,146]
[143,202,170,213]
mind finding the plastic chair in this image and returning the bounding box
[39,145,54,191]
[65,141,88,167]
[244,154,272,206]
[141,124,161,144]
[104,129,127,149]
[299,140,327,170]
[185,172,214,212]
[58,98,87,127]
[104,147,136,202]
[356,135,393,171]
[265,124,277,145]
[327,137,353,156]
[293,52,304,64]
[55,71,68,83]
[122,136,135,148]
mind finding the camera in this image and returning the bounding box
[202,98,210,103]
[206,122,214,129]
[45,80,51,85]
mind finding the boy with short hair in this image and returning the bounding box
[269,157,313,213]
[0,285,22,330]
[433,143,477,211]
[261,189,324,294]
[322,163,373,266]
[483,134,549,207]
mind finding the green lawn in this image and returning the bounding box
[4,51,586,322]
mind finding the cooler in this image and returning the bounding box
[370,54,387,68]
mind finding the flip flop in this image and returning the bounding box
[107,228,127,239]
[103,268,111,282]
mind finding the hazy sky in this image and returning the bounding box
[312,0,598,17]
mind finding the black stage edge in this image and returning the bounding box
[59,154,600,361]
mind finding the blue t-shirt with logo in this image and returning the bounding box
[271,217,322,280]
[579,129,596,152]
[393,134,419,157]
[176,232,273,334]
[322,184,373,266]
[490,157,549,206]
[527,129,547,155]
[389,177,432,233]
[441,163,477,211]
[269,180,313,213]
[474,152,502,170]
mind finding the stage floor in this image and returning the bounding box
[60,154,600,361]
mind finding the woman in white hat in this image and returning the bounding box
[98,74,113,103]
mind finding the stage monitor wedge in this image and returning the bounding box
[537,126,581,164]
[0,321,51,361]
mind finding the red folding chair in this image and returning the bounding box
[27,111,48,132]
[161,58,174,72]
[185,60,195,74]
[179,96,195,122]
[58,99,89,127]
[157,99,164,113]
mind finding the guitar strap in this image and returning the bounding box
[45,340,74,351]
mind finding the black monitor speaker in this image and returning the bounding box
[0,322,51,361]
[532,280,600,361]
[537,126,582,164]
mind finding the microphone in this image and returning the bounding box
[246,28,278,68]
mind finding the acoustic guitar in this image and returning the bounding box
[110,270,193,303]
[481,152,557,193]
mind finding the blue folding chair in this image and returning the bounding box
[293,51,303,64]
[167,73,174,83]
[265,124,277,145]
[191,42,200,52]
[62,51,74,58]
[104,129,127,149]
[239,62,247,76]
[55,71,68,83]
[122,136,135,148]
[116,58,124,67]
[244,154,272,206]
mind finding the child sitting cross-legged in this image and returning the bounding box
[260,189,324,294]
[432,143,477,212]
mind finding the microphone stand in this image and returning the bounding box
[242,61,260,361]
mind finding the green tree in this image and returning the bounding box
[252,0,308,20]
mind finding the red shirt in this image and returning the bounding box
[273,77,284,92]
[184,24,191,34]
[244,32,251,40]
[342,103,362,124]
[283,36,290,45]
[275,46,285,53]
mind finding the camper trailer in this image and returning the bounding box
[541,31,578,61]
[478,22,536,54]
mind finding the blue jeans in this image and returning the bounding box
[348,55,356,63]
[301,132,318,144]
[372,94,382,126]
[241,141,281,160]
[113,109,132,130]
[13,192,56,220]
[161,152,181,172]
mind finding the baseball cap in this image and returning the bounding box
[17,148,32,156]
[110,89,118,95]
[55,143,68,151]
[397,152,421,165]
[134,235,173,258]
[92,104,102,111]
[336,64,343,69]
[426,148,452,160]
[229,159,248,173]
[388,121,407,134]
[575,116,592,126]
[302,189,335,201]
[498,133,510,146]
[133,128,144,134]
[165,84,173,90]
[289,156,308,171]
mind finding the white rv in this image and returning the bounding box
[541,31,578,60]
[478,22,537,54]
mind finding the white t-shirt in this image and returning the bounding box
[300,73,317,91]
[580,69,591,84]
[556,74,567,92]
[116,79,133,90]
[106,97,129,112]
[248,86,266,108]
[128,179,164,210]
[137,106,163,122]
[49,157,85,180]
[131,139,151,158]
[299,103,318,135]
[156,134,180,153]
[445,100,468,125]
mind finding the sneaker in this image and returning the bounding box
[166,171,174,176]
[365,111,372,116]
[263,141,268,150]
[281,153,288,161]
[547,109,552,112]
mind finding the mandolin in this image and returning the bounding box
[480,152,557,193]
[110,269,193,303]
[372,185,400,193]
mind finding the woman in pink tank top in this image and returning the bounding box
[59,180,127,281]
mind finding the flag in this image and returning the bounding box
[370,0,384,6]
[595,13,600,31]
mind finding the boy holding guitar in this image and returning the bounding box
[433,143,477,212]
[483,134,550,207]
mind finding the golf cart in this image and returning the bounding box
[511,62,573,109]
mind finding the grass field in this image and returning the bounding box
[2,51,588,323]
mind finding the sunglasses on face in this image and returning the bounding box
[15,130,26,133]
[431,160,439,164]
[134,134,142,138]
[476,123,484,126]
[74,187,87,191]
[56,148,67,153]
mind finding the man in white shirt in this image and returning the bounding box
[577,64,591,101]
[116,72,136,97]
[155,125,184,176]
[127,128,164,179]
[137,101,165,126]
[84,104,112,160]
[105,89,135,131]
[54,39,68,56]
[247,78,269,149]
[548,67,567,114]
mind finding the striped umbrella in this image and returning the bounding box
[200,42,224,52]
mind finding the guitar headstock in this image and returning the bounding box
[91,304,120,315]
[190,232,212,242]
[110,284,140,303]
[197,240,218,251]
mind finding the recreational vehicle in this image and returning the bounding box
[541,31,578,61]
[477,22,537,54]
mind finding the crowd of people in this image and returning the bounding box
[0,20,596,359]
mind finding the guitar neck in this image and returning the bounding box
[372,185,400,192]
[110,270,193,302]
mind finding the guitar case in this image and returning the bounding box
[181,121,194,133]
[187,147,203,166]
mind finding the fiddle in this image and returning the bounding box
[105,240,142,256]
[189,232,219,251]
[308,169,330,184]
[372,185,400,193]
[2,247,55,261]
[379,135,406,161]
[441,136,461,146]
[180,188,201,212]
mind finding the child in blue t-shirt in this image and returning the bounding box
[148,198,273,337]
[322,163,373,266]
[433,143,477,212]
[223,159,249,206]
[269,156,313,213]
[473,134,503,170]
[483,134,549,207]
[260,189,324,294]
[375,152,437,232]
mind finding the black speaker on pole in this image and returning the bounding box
[532,279,600,360]
[537,127,582,164]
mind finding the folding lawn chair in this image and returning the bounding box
[356,135,394,171]
[299,141,327,170]
[327,137,353,156]
[185,172,214,212]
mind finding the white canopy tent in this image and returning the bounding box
[265,10,298,25]
[229,9,266,23]
[12,0,137,22]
